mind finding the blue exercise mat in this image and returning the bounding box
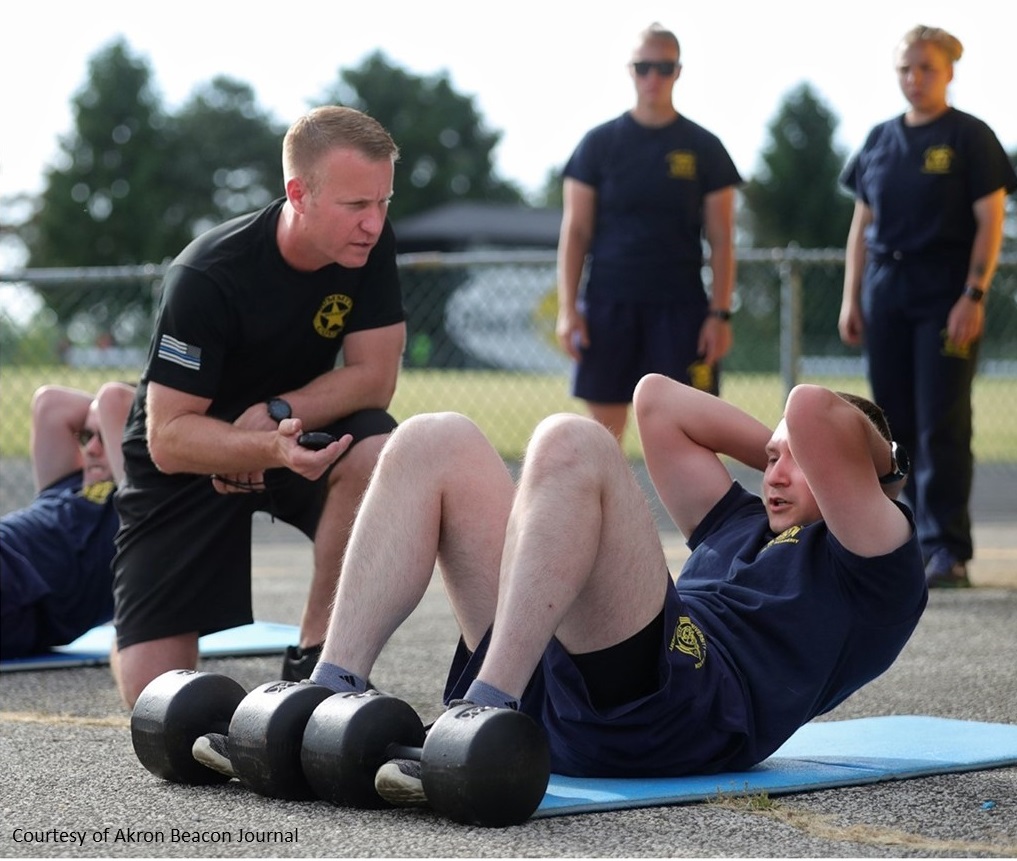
[535,715,1017,818]
[0,621,299,672]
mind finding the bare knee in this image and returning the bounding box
[525,413,618,483]
[377,412,489,473]
[112,635,199,709]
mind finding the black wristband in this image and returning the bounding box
[962,285,985,303]
[707,309,732,322]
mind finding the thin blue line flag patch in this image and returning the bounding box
[157,334,202,371]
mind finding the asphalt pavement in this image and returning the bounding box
[1,463,1014,858]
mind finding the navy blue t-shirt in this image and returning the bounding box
[1,474,118,656]
[678,483,928,766]
[841,108,1017,260]
[564,112,742,302]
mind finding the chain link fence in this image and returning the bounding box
[2,249,1015,515]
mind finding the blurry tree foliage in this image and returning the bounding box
[741,83,854,249]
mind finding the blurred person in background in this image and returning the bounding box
[556,22,742,442]
[839,24,1017,588]
[1,382,134,658]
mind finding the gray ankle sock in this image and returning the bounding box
[464,679,519,711]
[309,661,369,693]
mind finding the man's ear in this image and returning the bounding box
[286,176,308,213]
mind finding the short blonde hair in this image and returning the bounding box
[899,25,964,63]
[637,22,680,60]
[282,106,399,191]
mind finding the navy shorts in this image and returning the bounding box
[444,580,749,777]
[572,299,719,403]
[112,409,397,649]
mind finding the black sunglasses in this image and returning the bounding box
[632,60,678,77]
[76,428,103,447]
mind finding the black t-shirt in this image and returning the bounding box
[122,199,404,482]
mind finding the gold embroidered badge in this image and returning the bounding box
[922,146,954,175]
[667,151,697,180]
[314,294,353,338]
[764,525,802,551]
[80,480,115,504]
[670,615,706,669]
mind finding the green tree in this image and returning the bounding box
[20,40,286,346]
[21,38,180,344]
[742,83,853,249]
[26,38,179,269]
[169,76,286,238]
[319,51,524,220]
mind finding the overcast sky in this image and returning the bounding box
[3,0,1014,203]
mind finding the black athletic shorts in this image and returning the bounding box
[112,409,397,649]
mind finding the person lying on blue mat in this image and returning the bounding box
[197,377,929,801]
[1,382,135,659]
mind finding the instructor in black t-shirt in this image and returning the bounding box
[111,106,406,707]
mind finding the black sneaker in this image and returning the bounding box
[925,549,971,588]
[280,642,324,681]
[192,732,235,779]
[375,758,428,807]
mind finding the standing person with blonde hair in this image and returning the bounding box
[111,107,406,706]
[556,22,742,442]
[839,26,1017,588]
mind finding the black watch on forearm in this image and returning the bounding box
[878,441,910,485]
[266,397,292,424]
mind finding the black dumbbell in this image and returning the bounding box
[301,690,550,827]
[227,679,335,799]
[131,669,246,785]
[131,670,332,799]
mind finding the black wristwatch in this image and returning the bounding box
[879,441,910,485]
[266,397,292,424]
[962,285,985,303]
[707,308,733,322]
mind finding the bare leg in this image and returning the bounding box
[479,414,670,700]
[319,413,514,679]
[585,401,629,443]
[112,633,200,709]
[299,434,388,648]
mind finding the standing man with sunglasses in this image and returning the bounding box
[557,22,742,442]
[1,381,135,658]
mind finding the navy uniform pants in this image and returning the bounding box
[862,254,977,563]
